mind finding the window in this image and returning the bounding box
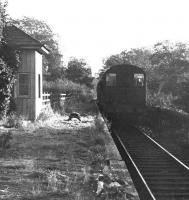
[19,73,30,96]
[38,74,41,98]
[134,74,144,87]
[106,73,116,86]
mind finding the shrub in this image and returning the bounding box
[36,106,54,121]
[147,92,178,109]
[64,97,97,114]
[2,113,24,128]
[0,38,20,116]
[44,78,96,113]
[43,78,94,101]
[174,82,189,113]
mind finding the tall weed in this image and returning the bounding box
[2,113,25,128]
[147,92,178,109]
[44,78,96,114]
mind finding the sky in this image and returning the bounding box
[5,0,189,74]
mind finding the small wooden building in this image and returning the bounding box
[5,25,49,120]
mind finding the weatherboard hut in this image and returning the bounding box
[5,25,49,120]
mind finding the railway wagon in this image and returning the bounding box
[97,64,146,121]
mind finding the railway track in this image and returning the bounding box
[111,124,189,200]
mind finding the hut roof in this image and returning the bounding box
[4,25,49,55]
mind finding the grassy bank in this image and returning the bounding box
[0,112,138,200]
[136,106,189,165]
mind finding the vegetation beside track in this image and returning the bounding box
[136,106,189,165]
[0,110,139,200]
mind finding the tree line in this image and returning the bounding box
[1,0,189,115]
[101,41,189,112]
[0,1,20,116]
[0,1,95,116]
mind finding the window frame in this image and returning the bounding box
[18,73,30,97]
[134,73,145,87]
[38,74,41,98]
[106,73,117,86]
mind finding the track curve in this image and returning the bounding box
[111,124,189,200]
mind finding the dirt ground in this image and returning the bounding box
[0,114,139,200]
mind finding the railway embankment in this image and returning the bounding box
[0,111,139,200]
[136,106,189,166]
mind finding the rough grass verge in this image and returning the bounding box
[136,106,189,166]
[0,113,139,200]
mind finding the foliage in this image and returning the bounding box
[0,1,4,38]
[11,17,57,50]
[150,41,189,95]
[44,78,96,113]
[66,57,94,88]
[0,2,20,116]
[44,66,66,81]
[0,41,20,115]
[120,48,152,70]
[2,112,25,128]
[174,82,189,112]
[36,106,54,121]
[147,92,177,109]
[101,48,151,76]
[0,0,8,27]
[0,113,133,199]
[101,41,189,111]
[44,78,94,100]
[11,16,63,79]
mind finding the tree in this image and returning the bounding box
[103,54,125,67]
[0,1,3,38]
[98,54,125,78]
[100,48,151,78]
[0,1,20,115]
[101,41,189,95]
[11,17,63,77]
[120,48,152,71]
[103,48,151,70]
[66,58,93,88]
[150,41,189,95]
[0,0,7,38]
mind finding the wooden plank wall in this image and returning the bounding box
[15,50,36,120]
[35,51,43,119]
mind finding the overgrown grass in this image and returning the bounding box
[0,113,138,199]
[64,97,98,115]
[136,106,189,166]
[43,78,95,101]
[147,92,178,109]
[43,78,97,115]
[0,112,25,128]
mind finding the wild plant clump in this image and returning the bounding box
[37,106,54,121]
[0,39,20,117]
[2,112,24,128]
[147,92,178,109]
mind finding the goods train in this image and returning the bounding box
[97,64,146,122]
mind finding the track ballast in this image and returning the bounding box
[111,124,189,200]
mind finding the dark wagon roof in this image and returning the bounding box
[105,64,145,74]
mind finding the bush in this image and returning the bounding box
[36,106,54,121]
[147,92,178,109]
[44,79,94,101]
[63,97,97,114]
[2,113,24,128]
[174,82,189,113]
[0,40,20,116]
[44,78,97,114]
